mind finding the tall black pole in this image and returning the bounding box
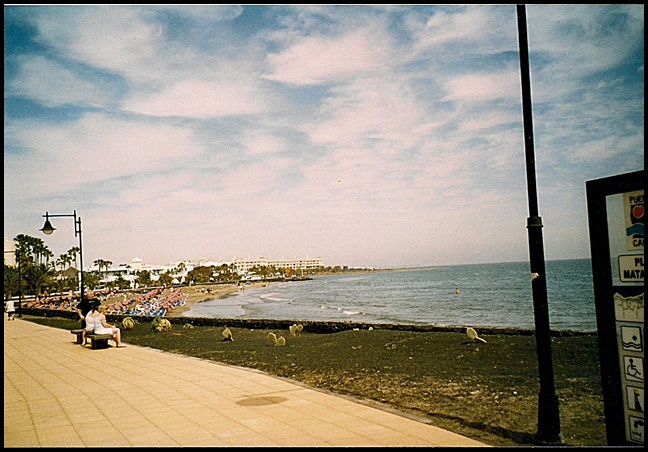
[75,213,85,308]
[17,247,22,317]
[516,4,563,444]
[40,210,84,307]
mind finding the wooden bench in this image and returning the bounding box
[70,329,112,349]
[86,333,113,349]
[71,329,85,344]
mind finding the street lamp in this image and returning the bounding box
[517,6,562,444]
[40,211,85,307]
[4,243,22,317]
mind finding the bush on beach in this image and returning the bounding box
[152,317,172,332]
[121,317,137,330]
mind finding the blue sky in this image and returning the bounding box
[4,5,644,269]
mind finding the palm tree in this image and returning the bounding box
[137,270,152,288]
[93,259,113,288]
[55,255,66,293]
[177,262,186,284]
[42,249,54,268]
[67,247,80,270]
[93,259,105,271]
[61,267,79,292]
[218,263,240,284]
[103,260,113,288]
[64,246,81,293]
[24,263,55,298]
[32,241,48,266]
[114,274,131,290]
[14,234,52,298]
[83,271,101,291]
[15,234,49,266]
[4,265,19,300]
[158,272,174,287]
[57,254,68,272]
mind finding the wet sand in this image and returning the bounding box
[162,282,276,317]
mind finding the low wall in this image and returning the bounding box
[19,307,596,337]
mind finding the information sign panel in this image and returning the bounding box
[587,170,643,446]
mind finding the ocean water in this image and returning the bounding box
[182,259,598,331]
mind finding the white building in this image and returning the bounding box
[92,256,324,287]
[232,257,324,274]
[4,238,17,266]
[91,258,324,287]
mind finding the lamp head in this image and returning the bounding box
[40,219,56,235]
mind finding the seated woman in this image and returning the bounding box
[82,301,100,346]
[88,304,126,348]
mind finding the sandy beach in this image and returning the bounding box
[160,281,275,317]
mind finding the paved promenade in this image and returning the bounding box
[4,317,488,447]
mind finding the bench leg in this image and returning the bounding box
[91,339,110,349]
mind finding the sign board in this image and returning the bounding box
[587,170,644,446]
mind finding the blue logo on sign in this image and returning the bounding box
[627,223,644,237]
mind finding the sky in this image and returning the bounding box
[4,5,644,269]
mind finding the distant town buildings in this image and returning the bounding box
[91,256,324,287]
[4,236,324,288]
[231,257,323,274]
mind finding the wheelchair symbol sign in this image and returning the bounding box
[624,356,644,382]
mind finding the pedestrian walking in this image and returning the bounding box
[6,299,16,321]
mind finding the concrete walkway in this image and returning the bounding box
[4,317,489,447]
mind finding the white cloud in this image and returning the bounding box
[124,79,266,118]
[243,134,286,156]
[444,70,521,102]
[34,7,161,76]
[152,5,244,22]
[460,110,520,132]
[8,55,111,108]
[407,6,517,57]
[527,5,644,75]
[306,76,426,149]
[4,5,643,268]
[5,113,202,198]
[217,159,295,198]
[570,133,645,163]
[264,29,391,85]
[421,7,499,46]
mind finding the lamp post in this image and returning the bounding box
[4,244,22,317]
[40,211,84,307]
[516,5,562,444]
